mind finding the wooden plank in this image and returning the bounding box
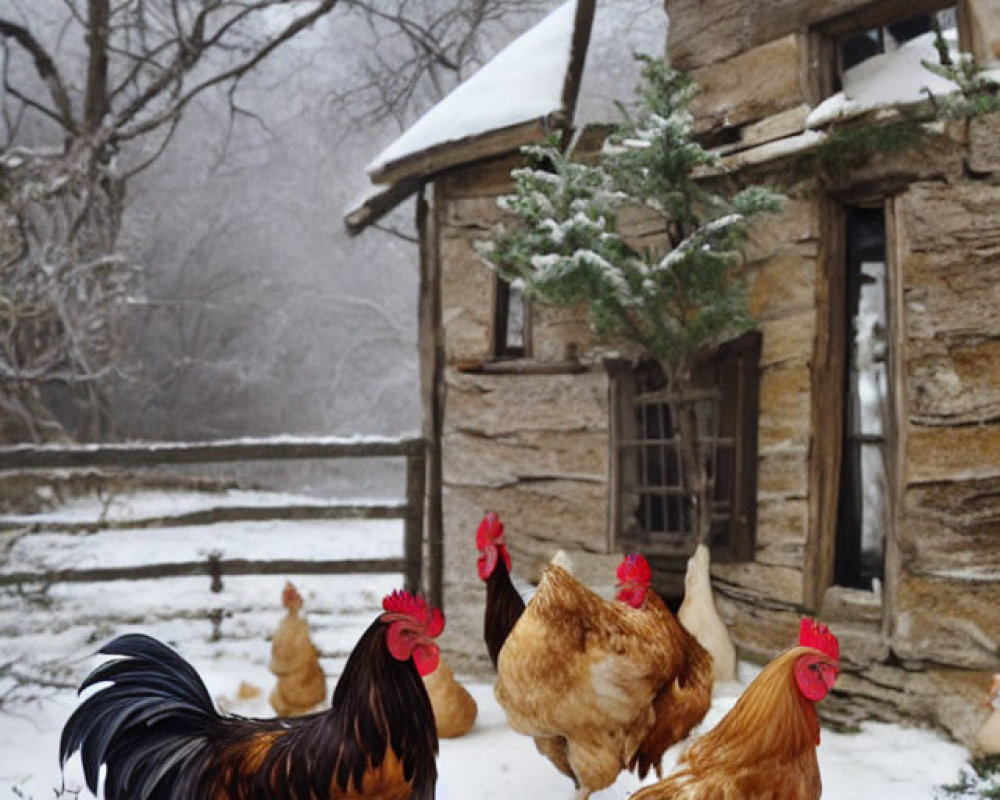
[0,557,408,587]
[404,451,427,598]
[344,175,424,237]
[368,119,554,186]
[0,436,425,471]
[0,502,408,532]
[420,186,445,612]
[804,197,846,611]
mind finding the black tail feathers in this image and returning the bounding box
[59,633,220,800]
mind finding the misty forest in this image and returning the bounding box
[0,0,558,450]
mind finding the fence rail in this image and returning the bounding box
[0,436,434,605]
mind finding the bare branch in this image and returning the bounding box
[0,16,77,132]
[83,0,111,131]
[115,1,340,141]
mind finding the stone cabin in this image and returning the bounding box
[348,0,1000,746]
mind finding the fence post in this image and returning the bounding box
[404,448,426,597]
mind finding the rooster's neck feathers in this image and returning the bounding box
[681,647,822,776]
[484,558,526,669]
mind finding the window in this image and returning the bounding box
[492,275,528,358]
[609,331,761,563]
[835,206,890,591]
[839,7,957,82]
[810,1,963,102]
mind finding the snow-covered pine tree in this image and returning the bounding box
[482,55,783,549]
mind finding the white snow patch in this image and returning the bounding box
[0,490,974,800]
[807,31,961,128]
[367,1,577,177]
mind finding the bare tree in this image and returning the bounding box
[0,0,558,443]
[333,0,553,128]
[0,0,342,441]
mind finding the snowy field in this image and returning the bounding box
[0,490,973,799]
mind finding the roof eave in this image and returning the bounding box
[344,114,566,237]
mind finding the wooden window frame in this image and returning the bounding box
[806,195,901,619]
[491,273,531,360]
[807,0,969,104]
[608,331,761,564]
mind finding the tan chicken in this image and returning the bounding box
[422,654,478,738]
[630,618,841,800]
[268,581,327,716]
[476,513,713,799]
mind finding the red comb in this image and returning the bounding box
[382,590,445,637]
[476,512,504,550]
[616,553,651,587]
[799,618,839,662]
[282,581,303,610]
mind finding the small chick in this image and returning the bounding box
[268,581,327,716]
[422,654,477,738]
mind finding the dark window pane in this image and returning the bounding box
[836,206,889,591]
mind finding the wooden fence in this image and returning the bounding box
[0,436,439,608]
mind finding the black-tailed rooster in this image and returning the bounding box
[59,589,444,800]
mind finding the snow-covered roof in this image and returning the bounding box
[366,0,579,182]
[347,0,668,234]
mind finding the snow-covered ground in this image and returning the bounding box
[0,490,973,799]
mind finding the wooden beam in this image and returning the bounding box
[344,175,424,237]
[404,449,426,597]
[367,118,555,187]
[804,196,846,611]
[0,502,408,532]
[0,436,425,471]
[0,557,408,587]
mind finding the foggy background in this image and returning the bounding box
[1,0,661,494]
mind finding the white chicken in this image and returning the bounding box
[677,543,737,683]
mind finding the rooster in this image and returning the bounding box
[630,618,841,800]
[476,513,713,799]
[59,590,443,800]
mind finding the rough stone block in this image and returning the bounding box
[908,339,1000,425]
[759,310,815,368]
[445,370,610,437]
[713,560,804,607]
[969,112,1000,173]
[748,250,817,320]
[906,422,1000,483]
[690,34,805,130]
[757,363,811,448]
[756,448,808,495]
[894,573,1000,669]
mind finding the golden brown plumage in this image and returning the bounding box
[629,584,714,780]
[631,621,841,800]
[422,655,478,738]
[60,591,443,800]
[482,541,712,798]
[269,581,328,716]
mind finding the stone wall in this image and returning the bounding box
[424,82,1000,748]
[665,0,1000,73]
[431,155,621,674]
[697,114,1000,745]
